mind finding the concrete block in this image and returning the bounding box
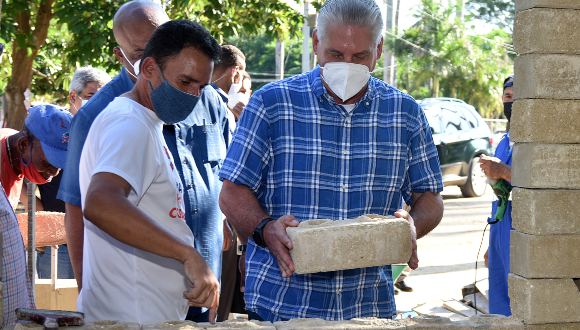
[516,0,580,12]
[514,8,580,55]
[512,143,580,189]
[509,274,580,324]
[142,320,201,330]
[510,231,580,278]
[286,215,412,274]
[512,188,580,235]
[514,54,580,100]
[198,319,275,329]
[525,323,580,329]
[401,314,523,329]
[511,99,580,144]
[274,317,404,329]
[83,321,141,330]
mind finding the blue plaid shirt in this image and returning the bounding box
[219,66,442,321]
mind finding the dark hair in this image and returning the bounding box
[140,19,221,71]
[215,45,246,71]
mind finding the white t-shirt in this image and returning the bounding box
[78,97,193,323]
[342,104,356,113]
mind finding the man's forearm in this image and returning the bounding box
[219,179,269,244]
[409,191,443,239]
[65,203,84,291]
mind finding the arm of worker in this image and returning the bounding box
[85,172,220,322]
[479,155,511,182]
[395,190,443,270]
[219,179,299,287]
[64,203,84,291]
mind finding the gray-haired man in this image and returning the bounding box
[68,66,111,115]
[219,0,444,322]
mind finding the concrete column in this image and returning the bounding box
[511,1,580,327]
[276,38,285,81]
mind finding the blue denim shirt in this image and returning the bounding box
[58,67,229,308]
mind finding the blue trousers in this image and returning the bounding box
[36,245,75,279]
[488,200,513,316]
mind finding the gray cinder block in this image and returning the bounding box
[286,215,412,274]
[514,54,580,100]
[509,274,580,324]
[514,8,580,55]
[511,99,580,144]
[516,0,580,13]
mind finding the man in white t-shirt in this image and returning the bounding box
[79,20,222,324]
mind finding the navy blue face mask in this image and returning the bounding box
[148,64,201,124]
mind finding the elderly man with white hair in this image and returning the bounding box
[68,66,111,115]
[219,0,444,322]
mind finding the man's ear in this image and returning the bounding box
[16,135,31,154]
[113,47,125,66]
[140,57,158,81]
[312,29,320,56]
[69,90,77,104]
[376,36,384,60]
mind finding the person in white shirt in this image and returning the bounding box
[78,19,222,324]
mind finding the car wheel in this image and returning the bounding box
[460,156,487,197]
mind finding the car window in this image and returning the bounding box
[423,106,442,134]
[456,105,479,128]
[441,107,462,133]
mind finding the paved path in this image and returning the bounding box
[394,186,494,312]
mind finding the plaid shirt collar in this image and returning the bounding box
[308,65,378,106]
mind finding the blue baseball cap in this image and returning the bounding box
[25,104,73,169]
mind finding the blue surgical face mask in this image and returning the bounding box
[148,64,201,125]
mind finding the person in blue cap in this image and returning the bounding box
[481,75,514,316]
[0,104,72,327]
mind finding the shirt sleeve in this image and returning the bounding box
[87,114,158,200]
[219,92,271,194]
[401,100,443,205]
[57,112,91,206]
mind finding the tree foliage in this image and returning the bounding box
[467,0,514,32]
[0,0,303,128]
[390,0,513,118]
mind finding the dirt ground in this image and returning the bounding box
[394,185,494,312]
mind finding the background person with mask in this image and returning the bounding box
[210,45,246,121]
[481,74,514,316]
[78,19,221,324]
[68,66,111,115]
[36,66,110,280]
[218,0,443,321]
[1,104,72,327]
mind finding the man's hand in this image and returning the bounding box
[223,219,234,251]
[484,248,489,268]
[263,216,299,278]
[480,155,511,182]
[238,250,246,292]
[395,209,419,270]
[182,255,220,323]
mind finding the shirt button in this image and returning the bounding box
[342,184,346,190]
[346,117,350,123]
[189,184,194,188]
[366,102,370,106]
[194,209,198,213]
[343,150,348,155]
[183,159,187,164]
[336,289,342,294]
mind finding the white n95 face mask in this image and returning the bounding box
[120,47,141,78]
[321,62,372,102]
[227,92,250,109]
[228,82,242,97]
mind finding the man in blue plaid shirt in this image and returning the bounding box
[219,0,444,322]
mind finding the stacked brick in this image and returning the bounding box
[510,0,580,328]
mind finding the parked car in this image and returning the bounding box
[418,98,493,197]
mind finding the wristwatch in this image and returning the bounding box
[252,217,275,248]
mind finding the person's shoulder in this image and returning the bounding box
[253,72,311,100]
[371,78,417,105]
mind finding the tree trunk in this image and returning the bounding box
[433,75,440,98]
[4,0,56,129]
